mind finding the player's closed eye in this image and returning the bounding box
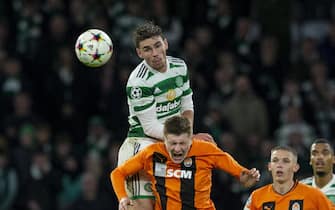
[143,47,151,52]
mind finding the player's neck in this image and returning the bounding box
[315,173,333,189]
[272,180,295,195]
[158,66,167,73]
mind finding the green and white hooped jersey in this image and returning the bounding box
[126,56,192,138]
[300,174,335,204]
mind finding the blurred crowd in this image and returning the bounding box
[0,0,335,209]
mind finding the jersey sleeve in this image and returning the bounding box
[181,64,192,96]
[192,140,247,179]
[180,65,194,112]
[110,149,147,201]
[127,78,155,115]
[213,147,246,179]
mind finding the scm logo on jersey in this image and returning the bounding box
[166,169,192,179]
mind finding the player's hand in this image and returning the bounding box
[240,168,260,188]
[193,133,216,145]
[119,197,133,210]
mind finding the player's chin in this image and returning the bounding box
[151,61,164,69]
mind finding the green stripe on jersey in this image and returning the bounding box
[154,75,188,95]
[328,195,335,204]
[127,126,146,137]
[157,108,180,120]
[169,63,184,69]
[183,88,192,96]
[134,100,155,112]
[126,86,153,99]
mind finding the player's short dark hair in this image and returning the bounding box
[164,116,192,137]
[133,21,164,48]
[271,145,298,159]
[312,138,334,153]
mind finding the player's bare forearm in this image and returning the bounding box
[181,110,194,126]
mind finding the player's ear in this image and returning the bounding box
[136,48,143,59]
[163,38,168,50]
[293,163,300,172]
[267,162,272,171]
[332,154,335,164]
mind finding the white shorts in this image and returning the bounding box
[117,137,157,199]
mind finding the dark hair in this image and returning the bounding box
[164,116,192,137]
[313,138,332,145]
[312,138,334,153]
[133,21,164,48]
[271,145,298,159]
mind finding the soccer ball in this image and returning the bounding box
[75,29,113,67]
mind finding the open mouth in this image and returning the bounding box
[315,161,325,166]
[276,171,284,176]
[172,153,183,161]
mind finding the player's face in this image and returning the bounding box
[268,150,299,184]
[310,143,335,176]
[136,36,168,72]
[164,133,192,164]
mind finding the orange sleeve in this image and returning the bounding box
[214,147,246,179]
[190,140,246,179]
[110,150,147,201]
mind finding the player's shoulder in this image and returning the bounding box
[127,62,151,85]
[297,181,323,194]
[192,138,216,147]
[142,142,169,159]
[299,176,313,185]
[167,56,187,69]
[251,184,272,196]
[167,56,186,64]
[144,142,166,154]
[190,139,221,154]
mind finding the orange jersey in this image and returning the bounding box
[244,181,334,210]
[111,139,246,210]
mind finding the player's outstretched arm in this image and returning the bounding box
[239,168,260,188]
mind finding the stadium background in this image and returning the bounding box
[0,0,334,209]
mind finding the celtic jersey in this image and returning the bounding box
[126,56,192,138]
[300,174,335,204]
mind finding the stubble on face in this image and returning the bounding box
[137,36,168,72]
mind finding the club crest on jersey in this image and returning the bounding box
[289,200,303,210]
[175,76,183,87]
[144,183,153,192]
[166,89,176,101]
[262,201,275,210]
[130,87,142,99]
[183,158,192,167]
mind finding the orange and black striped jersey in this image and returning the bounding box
[244,181,334,210]
[111,139,246,210]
